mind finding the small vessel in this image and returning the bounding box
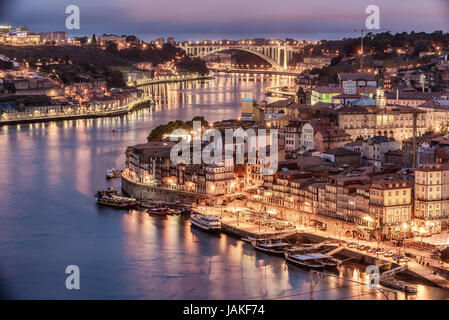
[148,207,170,216]
[95,188,138,209]
[252,241,292,256]
[106,168,122,179]
[139,200,157,209]
[380,278,418,294]
[241,236,258,244]
[284,252,325,270]
[308,253,340,269]
[190,212,221,233]
[169,208,181,215]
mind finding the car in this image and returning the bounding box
[347,242,358,248]
[399,256,411,263]
[358,245,366,250]
[367,247,376,253]
[376,249,385,255]
[405,252,416,258]
[384,250,395,257]
[364,246,371,251]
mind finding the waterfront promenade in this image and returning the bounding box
[0,97,153,126]
[0,73,214,126]
[130,73,214,87]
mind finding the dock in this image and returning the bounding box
[221,216,297,240]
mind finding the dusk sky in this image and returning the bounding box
[1,0,449,41]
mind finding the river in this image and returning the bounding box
[0,73,447,299]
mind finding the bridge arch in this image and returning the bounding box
[196,47,284,71]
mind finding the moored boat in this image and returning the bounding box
[284,252,325,270]
[95,188,138,209]
[190,212,221,233]
[148,207,170,216]
[106,168,122,179]
[252,241,292,256]
[380,278,418,294]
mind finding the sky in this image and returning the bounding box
[1,0,449,41]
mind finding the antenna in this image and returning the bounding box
[353,28,389,69]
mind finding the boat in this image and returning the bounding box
[380,278,418,294]
[95,188,138,209]
[190,212,221,233]
[106,168,122,179]
[284,252,325,270]
[139,200,157,209]
[241,236,258,244]
[169,208,181,215]
[148,207,170,216]
[252,241,292,256]
[308,253,340,269]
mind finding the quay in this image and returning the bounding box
[265,85,295,97]
[220,216,297,240]
[1,73,214,126]
[122,168,449,290]
[211,68,302,77]
[299,231,449,290]
[0,97,154,126]
[130,73,214,87]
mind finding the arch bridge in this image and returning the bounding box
[179,44,298,71]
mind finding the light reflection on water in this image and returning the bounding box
[0,73,448,299]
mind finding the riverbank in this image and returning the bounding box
[130,73,214,87]
[0,97,154,126]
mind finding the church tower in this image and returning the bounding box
[295,86,306,104]
[375,87,386,110]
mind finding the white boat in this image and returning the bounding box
[190,212,221,233]
[106,168,121,179]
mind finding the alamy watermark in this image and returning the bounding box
[65,265,80,290]
[169,121,279,175]
[366,265,380,289]
[66,5,80,30]
[365,5,380,30]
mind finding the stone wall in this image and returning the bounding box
[121,174,208,204]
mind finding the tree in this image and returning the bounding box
[91,34,97,45]
[105,42,118,55]
[104,68,126,88]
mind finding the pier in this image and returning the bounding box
[221,216,297,240]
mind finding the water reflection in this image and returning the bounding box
[0,73,447,299]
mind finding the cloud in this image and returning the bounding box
[5,0,449,40]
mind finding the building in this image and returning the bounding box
[338,105,427,141]
[241,98,264,123]
[414,163,449,234]
[369,178,412,240]
[40,32,67,44]
[360,136,401,168]
[337,72,378,88]
[284,120,305,151]
[321,147,361,168]
[311,86,376,105]
[314,126,352,152]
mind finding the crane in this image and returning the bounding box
[353,28,389,69]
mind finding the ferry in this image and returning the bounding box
[284,252,325,270]
[190,212,221,233]
[95,188,138,209]
[252,241,292,256]
[106,168,122,179]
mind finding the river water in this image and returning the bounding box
[0,73,447,299]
